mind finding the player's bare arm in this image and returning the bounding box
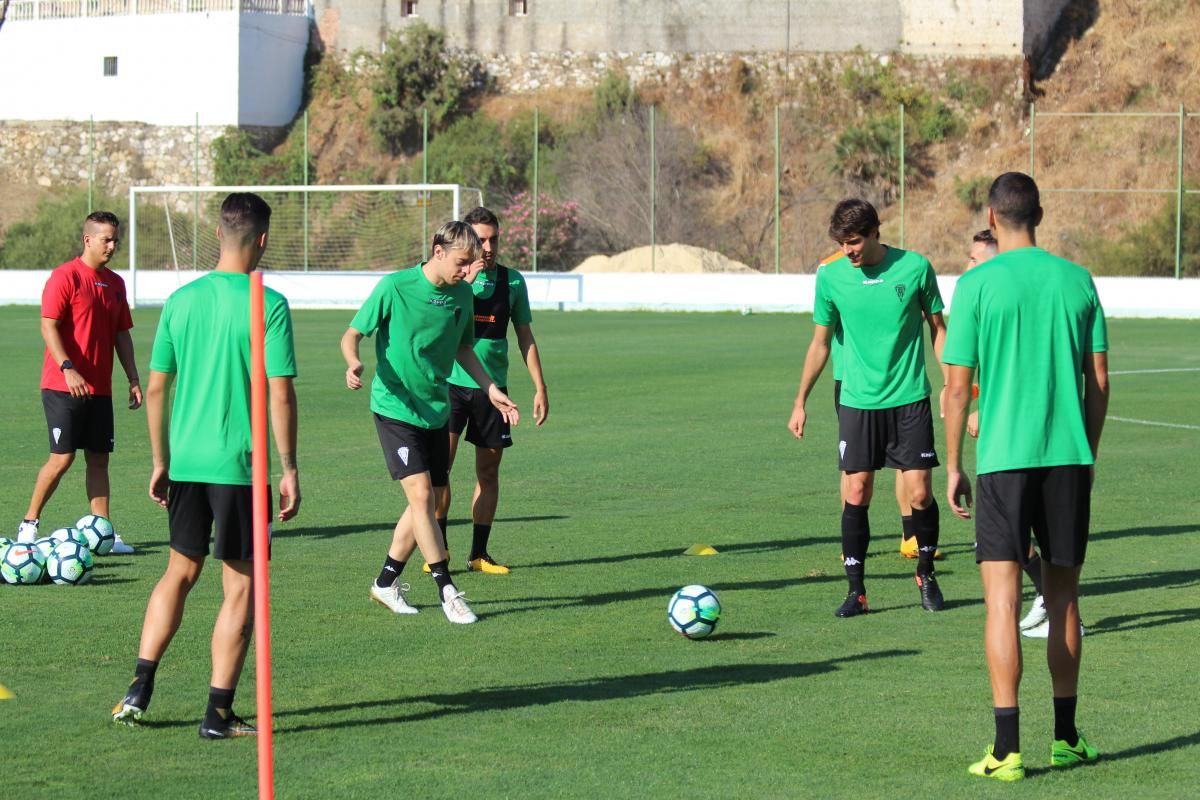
[145,370,174,508]
[1082,351,1110,461]
[456,343,520,426]
[340,327,366,390]
[943,363,974,518]
[115,329,143,410]
[788,323,833,439]
[515,323,549,426]
[41,316,90,398]
[926,312,949,416]
[269,376,301,521]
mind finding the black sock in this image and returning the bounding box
[204,686,236,726]
[901,514,915,541]
[428,559,454,598]
[1053,696,1078,744]
[128,658,158,707]
[469,523,492,561]
[912,499,940,576]
[841,502,870,595]
[436,517,448,550]
[1023,552,1045,596]
[375,556,405,588]
[993,706,1020,760]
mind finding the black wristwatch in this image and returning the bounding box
[60,359,74,371]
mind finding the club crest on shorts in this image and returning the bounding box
[895,285,906,301]
[397,446,410,465]
[52,427,62,444]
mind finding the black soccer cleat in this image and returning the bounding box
[199,711,257,740]
[916,573,945,611]
[835,591,869,618]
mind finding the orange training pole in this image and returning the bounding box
[250,271,275,799]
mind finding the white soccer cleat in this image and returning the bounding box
[16,520,39,543]
[110,533,135,555]
[1019,595,1047,630]
[440,585,478,624]
[369,581,419,614]
[1021,620,1087,639]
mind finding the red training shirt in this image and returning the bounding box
[40,257,133,396]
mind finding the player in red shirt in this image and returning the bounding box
[16,211,141,553]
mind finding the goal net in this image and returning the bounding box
[128,184,483,306]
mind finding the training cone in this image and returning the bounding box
[683,544,719,556]
[0,683,14,700]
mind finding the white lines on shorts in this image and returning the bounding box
[1109,367,1200,375]
[1108,415,1200,431]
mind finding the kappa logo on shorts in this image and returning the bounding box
[52,427,62,444]
[397,447,410,465]
[921,451,935,458]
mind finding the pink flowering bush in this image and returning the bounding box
[501,192,580,271]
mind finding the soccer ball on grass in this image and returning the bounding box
[75,514,116,555]
[47,540,94,585]
[1,543,47,585]
[668,585,722,639]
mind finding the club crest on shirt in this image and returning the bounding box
[895,285,906,301]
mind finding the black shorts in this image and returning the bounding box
[837,397,939,472]
[42,389,114,454]
[833,380,842,415]
[975,465,1091,567]
[374,413,450,485]
[448,384,513,450]
[168,482,270,562]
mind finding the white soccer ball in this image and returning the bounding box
[52,527,86,548]
[47,540,94,586]
[75,514,116,556]
[668,584,722,639]
[0,538,11,583]
[32,535,64,562]
[1,543,47,585]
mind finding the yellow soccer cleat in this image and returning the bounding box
[467,554,510,575]
[968,746,1025,782]
[900,536,919,558]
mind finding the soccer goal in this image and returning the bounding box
[127,183,483,307]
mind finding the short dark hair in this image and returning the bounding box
[828,199,880,242]
[987,172,1041,230]
[85,210,120,230]
[972,228,997,246]
[463,206,500,228]
[219,192,272,245]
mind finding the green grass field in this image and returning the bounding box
[0,306,1197,799]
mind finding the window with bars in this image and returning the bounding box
[509,0,527,16]
[103,57,118,77]
[402,1,418,16]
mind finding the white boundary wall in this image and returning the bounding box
[2,271,1198,318]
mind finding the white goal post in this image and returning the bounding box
[127,183,484,307]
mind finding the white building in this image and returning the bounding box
[0,0,311,126]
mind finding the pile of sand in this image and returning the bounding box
[572,243,755,273]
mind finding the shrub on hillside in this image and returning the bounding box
[500,192,580,271]
[368,22,489,155]
[1083,193,1200,277]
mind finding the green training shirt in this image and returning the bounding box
[349,265,474,429]
[943,246,1108,474]
[149,272,297,485]
[813,246,944,410]
[449,264,533,389]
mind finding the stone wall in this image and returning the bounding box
[0,121,226,195]
[312,0,1070,59]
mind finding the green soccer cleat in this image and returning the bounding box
[968,746,1025,782]
[1052,732,1099,766]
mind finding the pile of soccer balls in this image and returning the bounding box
[0,514,118,586]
